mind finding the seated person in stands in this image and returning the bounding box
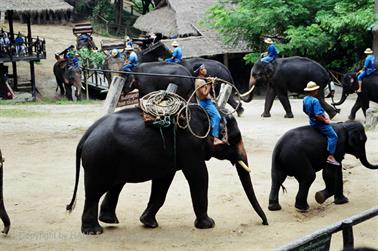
[122,46,139,72]
[15,32,25,56]
[165,40,182,63]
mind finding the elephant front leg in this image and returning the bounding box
[140,172,176,228]
[333,165,348,205]
[348,101,361,120]
[262,87,276,117]
[182,162,214,229]
[99,183,125,224]
[277,94,293,118]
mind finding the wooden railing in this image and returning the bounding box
[275,205,378,251]
[0,36,46,62]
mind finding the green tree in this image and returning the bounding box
[207,0,375,70]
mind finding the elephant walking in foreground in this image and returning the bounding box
[248,57,338,118]
[269,121,378,212]
[332,72,378,120]
[0,149,10,235]
[66,107,268,234]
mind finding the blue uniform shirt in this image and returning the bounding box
[128,51,138,65]
[172,47,182,62]
[364,55,376,75]
[15,36,24,45]
[303,96,325,127]
[267,44,278,59]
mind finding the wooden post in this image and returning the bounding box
[26,15,32,55]
[30,61,36,99]
[342,219,354,250]
[102,76,125,115]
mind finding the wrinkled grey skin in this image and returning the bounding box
[0,149,10,235]
[333,72,378,120]
[269,121,378,212]
[248,57,338,118]
[66,107,268,235]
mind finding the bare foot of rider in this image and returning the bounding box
[214,137,225,145]
[326,155,340,166]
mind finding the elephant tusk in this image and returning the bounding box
[238,160,251,172]
[239,85,255,97]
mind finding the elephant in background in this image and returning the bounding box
[332,72,378,120]
[268,121,378,212]
[66,107,268,234]
[247,56,338,118]
[0,149,10,235]
[53,57,82,101]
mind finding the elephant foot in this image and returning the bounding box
[194,216,215,229]
[334,195,349,205]
[284,113,294,118]
[139,212,159,228]
[236,106,244,117]
[315,190,333,204]
[348,115,355,121]
[268,200,282,211]
[99,212,119,224]
[81,224,103,235]
[261,112,271,118]
[295,202,309,212]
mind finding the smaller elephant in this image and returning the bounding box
[53,58,82,101]
[0,149,10,235]
[332,72,378,120]
[268,121,378,212]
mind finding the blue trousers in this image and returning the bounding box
[357,70,374,81]
[198,99,221,138]
[122,64,136,72]
[313,124,338,155]
[261,56,275,63]
[165,58,182,63]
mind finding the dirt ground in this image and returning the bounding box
[0,23,377,251]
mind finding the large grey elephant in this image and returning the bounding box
[66,107,268,234]
[53,57,82,100]
[332,72,378,120]
[247,57,338,118]
[268,121,378,212]
[0,149,10,235]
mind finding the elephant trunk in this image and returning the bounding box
[239,75,256,102]
[332,90,348,106]
[0,151,10,235]
[359,149,378,169]
[235,142,268,225]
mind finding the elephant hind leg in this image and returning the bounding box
[268,166,287,211]
[294,169,316,211]
[99,183,125,224]
[140,171,176,228]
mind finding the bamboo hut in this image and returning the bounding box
[0,0,73,98]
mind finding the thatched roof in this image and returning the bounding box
[134,0,251,57]
[0,0,73,14]
[134,7,177,37]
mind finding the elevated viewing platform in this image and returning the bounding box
[0,35,46,63]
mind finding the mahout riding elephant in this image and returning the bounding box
[76,35,96,50]
[332,72,378,120]
[248,56,338,118]
[268,121,378,212]
[53,57,82,100]
[66,106,268,234]
[181,58,248,116]
[124,62,194,100]
[0,149,10,235]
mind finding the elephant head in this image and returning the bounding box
[244,59,275,102]
[344,121,378,169]
[332,73,358,106]
[64,67,82,101]
[0,150,10,235]
[202,111,268,225]
[103,54,125,84]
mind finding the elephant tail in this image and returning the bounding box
[66,143,82,213]
[281,184,287,193]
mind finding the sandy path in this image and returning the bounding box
[0,97,377,251]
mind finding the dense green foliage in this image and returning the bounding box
[207,0,375,70]
[77,48,105,68]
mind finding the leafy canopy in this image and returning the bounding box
[207,0,375,70]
